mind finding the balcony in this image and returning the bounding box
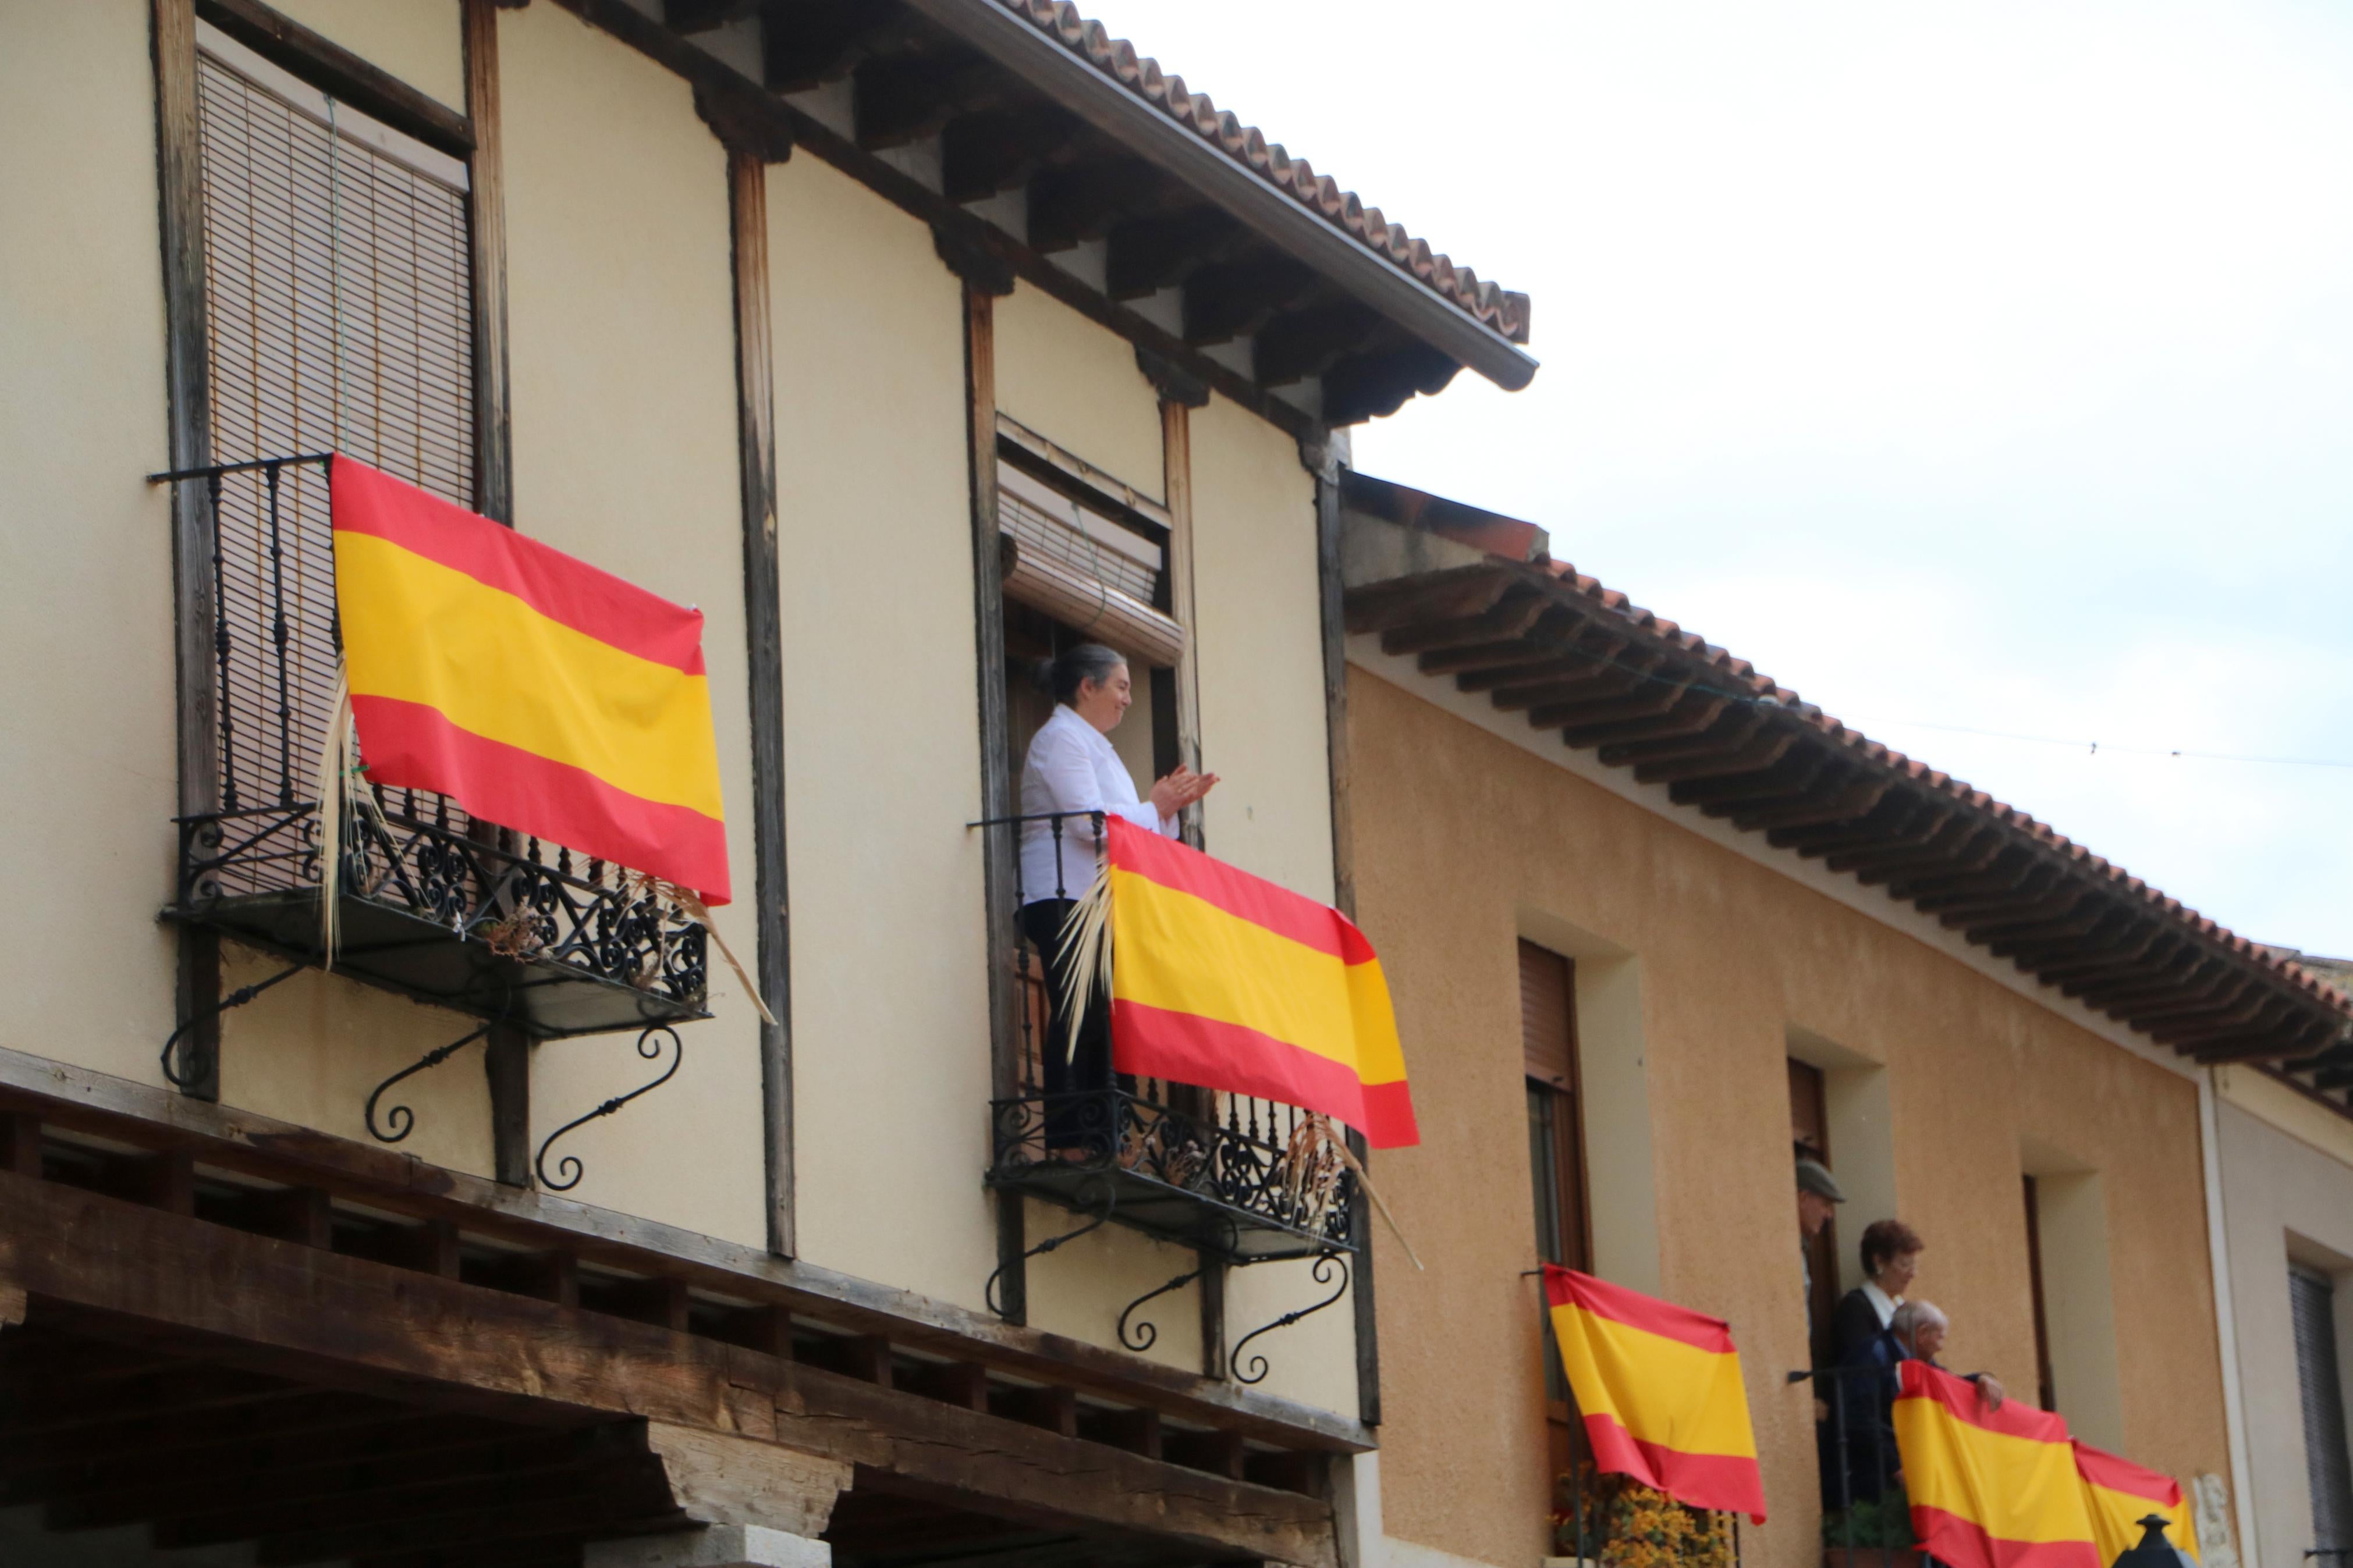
[978,811,1360,1268]
[157,456,708,1046]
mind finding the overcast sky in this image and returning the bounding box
[1087,0,2353,957]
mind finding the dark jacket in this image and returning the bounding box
[1825,1288,1904,1503]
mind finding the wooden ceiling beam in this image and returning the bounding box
[665,0,761,33]
[941,107,1070,204]
[1671,747,1831,811]
[1341,566,1514,637]
[1823,813,1977,877]
[1603,707,1770,774]
[1850,826,2006,888]
[1028,158,1159,253]
[1767,792,1934,856]
[2150,993,2299,1048]
[856,53,1003,150]
[1529,670,1696,733]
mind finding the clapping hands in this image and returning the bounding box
[1149,765,1220,821]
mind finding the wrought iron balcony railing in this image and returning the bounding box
[154,456,709,1162]
[976,810,1360,1278]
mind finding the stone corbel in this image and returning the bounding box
[587,1423,853,1568]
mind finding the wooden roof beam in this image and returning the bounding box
[1530,669,1697,732]
[1561,691,1731,752]
[1673,747,1833,812]
[1734,771,1894,833]
[1823,813,1979,877]
[1907,857,2062,917]
[1183,254,1319,346]
[1258,301,1386,387]
[2150,991,2300,1048]
[2194,1014,2341,1065]
[762,1,882,93]
[1028,157,1159,252]
[1851,824,2007,888]
[1342,565,1514,635]
[1973,894,2115,950]
[666,0,762,33]
[1105,207,1242,299]
[1322,342,1462,425]
[2030,920,2177,982]
[1378,584,1550,657]
[855,52,1004,151]
[941,106,1070,204]
[1608,708,1773,776]
[2077,956,2230,1012]
[1767,792,1935,856]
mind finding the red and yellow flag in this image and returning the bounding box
[1543,1265,1767,1521]
[2075,1442,2199,1564]
[1104,817,1417,1147]
[331,457,729,903]
[1894,1360,2099,1568]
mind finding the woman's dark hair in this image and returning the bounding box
[1859,1218,1924,1275]
[1034,642,1127,705]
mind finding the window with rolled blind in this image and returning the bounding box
[997,461,1184,670]
[1521,938,1588,1491]
[190,23,475,828]
[2291,1268,2353,1554]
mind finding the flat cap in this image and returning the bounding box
[1795,1158,1846,1202]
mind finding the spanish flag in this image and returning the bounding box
[2075,1442,2199,1563]
[1894,1360,2100,1568]
[331,457,729,904]
[1543,1265,1766,1521]
[1103,817,1417,1147]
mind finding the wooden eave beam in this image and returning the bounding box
[2150,991,2298,1047]
[1907,858,2060,916]
[1632,723,1796,787]
[1733,771,1894,833]
[1850,824,2006,887]
[2123,974,2268,1028]
[1378,584,1550,658]
[2076,957,2229,1012]
[762,0,882,93]
[1343,566,1516,637]
[1183,254,1321,345]
[1321,341,1462,425]
[1498,655,1657,714]
[1561,691,1730,752]
[0,1049,1369,1456]
[666,0,761,33]
[2195,1014,2340,1064]
[1969,893,2112,948]
[1105,207,1243,300]
[940,105,1072,204]
[2029,920,2175,982]
[1529,669,1696,732]
[1670,747,1832,810]
[1604,706,1769,773]
[1823,812,1977,877]
[1767,792,1933,855]
[0,1173,1341,1568]
[1028,156,1162,252]
[855,53,1005,150]
[1439,613,1609,681]
[1257,301,1386,387]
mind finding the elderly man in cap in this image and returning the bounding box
[1797,1155,1844,1299]
[1797,1157,1844,1423]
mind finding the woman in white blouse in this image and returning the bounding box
[1018,643,1217,1146]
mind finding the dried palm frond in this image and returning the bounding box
[626,872,778,1028]
[1053,856,1113,1066]
[311,668,394,970]
[1277,1112,1425,1271]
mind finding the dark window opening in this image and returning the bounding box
[2024,1175,2059,1412]
[1521,939,1589,1491]
[2292,1267,2353,1555]
[1789,1059,1837,1367]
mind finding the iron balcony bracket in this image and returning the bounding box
[533,1025,684,1192]
[985,1174,1117,1321]
[364,1018,498,1144]
[161,958,308,1090]
[1116,1261,1208,1353]
[1228,1250,1351,1386]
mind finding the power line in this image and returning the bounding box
[1866,718,2353,771]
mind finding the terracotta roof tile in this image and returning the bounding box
[993,0,1532,345]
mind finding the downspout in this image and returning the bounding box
[2200,1068,2262,1568]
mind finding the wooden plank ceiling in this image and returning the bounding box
[1340,484,2353,1099]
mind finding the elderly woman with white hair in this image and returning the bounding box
[1890,1299,2007,1410]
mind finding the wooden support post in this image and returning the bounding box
[235,1185,333,1249]
[612,1275,693,1332]
[993,1384,1077,1438]
[1311,433,1380,1428]
[943,233,1025,1323]
[155,0,222,1103]
[394,1218,463,1279]
[1163,1427,1246,1480]
[727,144,796,1258]
[1086,1406,1163,1460]
[486,1031,531,1188]
[122,1150,197,1216]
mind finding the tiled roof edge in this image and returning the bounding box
[994,0,1532,346]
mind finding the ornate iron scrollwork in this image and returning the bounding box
[364,1019,496,1144]
[985,1174,1117,1320]
[1230,1251,1351,1386]
[1116,1262,1206,1352]
[533,1025,684,1192]
[161,958,307,1090]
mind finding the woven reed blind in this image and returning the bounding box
[193,25,474,823]
[2292,1268,2353,1553]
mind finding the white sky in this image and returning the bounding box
[1084,0,2353,956]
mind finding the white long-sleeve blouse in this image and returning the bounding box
[1017,703,1174,905]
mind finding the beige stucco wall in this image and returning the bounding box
[270,0,464,111]
[0,0,183,1089]
[765,151,999,1302]
[993,282,1165,500]
[496,1,765,1246]
[2213,1079,2353,1568]
[1350,669,2231,1568]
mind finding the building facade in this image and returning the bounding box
[0,3,1534,1564]
[1333,481,2348,1568]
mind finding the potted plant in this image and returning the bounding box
[1821,1491,1919,1568]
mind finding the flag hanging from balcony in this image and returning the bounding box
[1542,1266,1767,1522]
[329,457,730,905]
[1098,816,1417,1147]
[2074,1442,2199,1564]
[1894,1360,2100,1568]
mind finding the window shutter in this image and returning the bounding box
[2292,1268,2353,1552]
[1520,940,1575,1089]
[997,465,1185,668]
